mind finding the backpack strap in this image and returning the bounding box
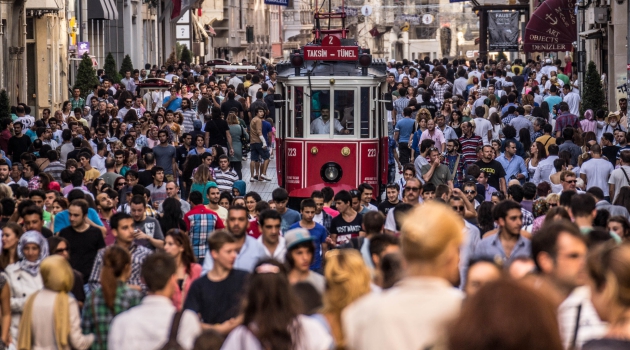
[168,311,184,344]
[621,167,630,186]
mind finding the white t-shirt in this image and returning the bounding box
[473,118,493,145]
[248,84,262,103]
[314,212,324,226]
[580,158,614,196]
[563,92,581,116]
[609,165,630,202]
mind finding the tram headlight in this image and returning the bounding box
[320,162,342,183]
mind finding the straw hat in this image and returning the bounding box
[605,112,619,124]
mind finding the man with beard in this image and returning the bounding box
[0,159,9,184]
[129,194,164,251]
[475,145,507,195]
[96,192,116,246]
[200,204,265,274]
[158,181,190,214]
[91,101,109,129]
[474,200,530,264]
[205,184,227,223]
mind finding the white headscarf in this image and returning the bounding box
[17,231,49,276]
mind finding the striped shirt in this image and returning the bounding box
[46,161,66,183]
[213,167,239,192]
[458,134,482,165]
[88,243,152,293]
[180,108,198,133]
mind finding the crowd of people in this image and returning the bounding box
[0,54,625,350]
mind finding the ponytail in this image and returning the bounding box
[100,246,131,311]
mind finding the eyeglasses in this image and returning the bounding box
[563,180,577,184]
[125,100,132,103]
[548,203,558,207]
[452,205,465,211]
[464,190,476,194]
[405,187,420,192]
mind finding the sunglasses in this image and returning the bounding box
[563,180,577,184]
[405,187,421,192]
[55,248,69,254]
[452,205,465,211]
[464,190,476,194]
[548,203,558,207]
[117,182,126,186]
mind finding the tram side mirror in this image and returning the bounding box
[273,93,283,108]
[384,93,393,111]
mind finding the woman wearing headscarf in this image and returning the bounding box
[5,231,47,343]
[17,255,94,350]
[580,109,597,134]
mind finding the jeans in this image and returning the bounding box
[398,143,411,165]
[388,164,396,184]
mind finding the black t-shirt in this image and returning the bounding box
[58,225,106,280]
[378,201,399,215]
[138,169,153,187]
[583,339,630,350]
[475,159,506,191]
[418,101,438,118]
[176,145,191,169]
[330,213,363,245]
[204,118,230,147]
[67,149,81,162]
[40,227,53,239]
[183,270,249,324]
[221,99,244,118]
[603,145,620,167]
[8,135,31,161]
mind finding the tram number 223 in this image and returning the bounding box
[288,148,297,157]
[367,149,376,157]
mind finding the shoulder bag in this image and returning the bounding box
[159,311,185,350]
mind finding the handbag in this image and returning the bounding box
[159,311,185,350]
[240,125,250,153]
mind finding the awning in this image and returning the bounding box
[88,0,118,20]
[579,28,603,39]
[523,0,576,52]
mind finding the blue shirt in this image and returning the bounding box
[474,233,531,265]
[262,120,272,144]
[280,209,301,234]
[496,153,528,183]
[289,222,328,270]
[201,235,267,274]
[410,130,422,154]
[388,137,396,165]
[54,208,104,233]
[501,103,518,114]
[162,96,182,111]
[394,117,415,143]
[544,96,563,116]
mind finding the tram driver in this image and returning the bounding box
[311,108,350,135]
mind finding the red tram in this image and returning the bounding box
[273,6,389,201]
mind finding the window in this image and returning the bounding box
[360,87,370,138]
[309,89,330,136]
[334,90,355,137]
[294,87,303,138]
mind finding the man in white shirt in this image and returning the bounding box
[562,84,581,116]
[609,149,630,202]
[579,144,614,198]
[453,69,469,96]
[228,72,243,88]
[310,108,348,134]
[531,221,606,349]
[257,209,286,262]
[108,253,202,350]
[90,143,108,175]
[248,76,263,103]
[472,106,493,145]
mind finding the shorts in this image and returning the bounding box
[250,143,270,162]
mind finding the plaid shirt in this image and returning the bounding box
[553,112,580,135]
[184,205,226,264]
[88,243,152,293]
[71,97,85,110]
[531,130,544,143]
[442,153,467,186]
[428,80,453,105]
[318,211,333,233]
[522,208,534,227]
[81,283,142,350]
[392,96,409,121]
[27,176,40,190]
[501,114,518,125]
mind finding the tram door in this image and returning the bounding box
[275,82,287,187]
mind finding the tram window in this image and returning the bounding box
[294,87,304,138]
[360,87,369,138]
[309,89,335,135]
[333,90,354,136]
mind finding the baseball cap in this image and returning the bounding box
[285,228,315,250]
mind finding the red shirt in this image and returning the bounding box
[183,205,225,231]
[0,129,10,155]
[247,218,261,238]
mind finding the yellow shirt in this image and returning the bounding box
[536,134,557,153]
[84,168,101,182]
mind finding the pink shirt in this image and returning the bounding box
[419,128,446,151]
[323,207,339,218]
[171,263,202,310]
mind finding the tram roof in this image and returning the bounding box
[275,59,388,79]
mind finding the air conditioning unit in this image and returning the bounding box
[593,7,608,24]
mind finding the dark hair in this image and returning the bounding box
[532,220,584,271]
[321,187,334,202]
[165,228,197,274]
[570,193,596,218]
[363,211,385,235]
[300,198,317,211]
[559,190,577,207]
[272,188,289,202]
[586,187,605,201]
[477,202,496,234]
[492,200,521,221]
[70,199,89,216]
[0,222,23,269]
[242,259,299,350]
[258,209,282,227]
[130,194,146,207]
[507,185,524,203]
[447,278,563,350]
[369,234,399,266]
[334,190,351,204]
[110,212,132,230]
[101,245,132,310]
[286,240,315,269]
[189,191,203,206]
[141,253,177,292]
[160,198,184,233]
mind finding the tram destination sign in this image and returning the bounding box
[303,46,359,61]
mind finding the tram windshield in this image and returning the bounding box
[307,89,356,137]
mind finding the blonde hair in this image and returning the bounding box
[322,249,371,347]
[227,112,239,125]
[193,165,213,184]
[400,202,464,262]
[19,255,74,350]
[0,184,13,200]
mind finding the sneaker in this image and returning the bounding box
[261,174,272,181]
[250,177,257,182]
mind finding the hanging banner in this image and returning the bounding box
[488,11,520,52]
[264,0,288,6]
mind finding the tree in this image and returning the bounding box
[165,49,178,69]
[104,52,121,84]
[180,45,192,65]
[0,90,9,121]
[582,60,606,116]
[119,54,134,79]
[73,53,100,99]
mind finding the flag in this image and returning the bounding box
[369,27,380,37]
[170,0,193,21]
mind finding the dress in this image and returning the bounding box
[228,124,248,162]
[526,159,538,181]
